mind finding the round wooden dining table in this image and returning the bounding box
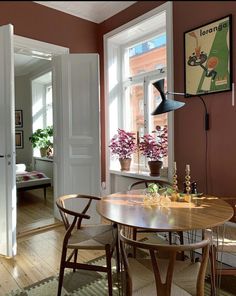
[97,190,234,231]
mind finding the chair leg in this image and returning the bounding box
[73,249,78,272]
[168,232,172,244]
[57,248,67,296]
[210,244,217,296]
[132,228,137,258]
[106,245,113,296]
[115,234,120,273]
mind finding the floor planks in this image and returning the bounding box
[17,187,59,235]
[0,226,105,295]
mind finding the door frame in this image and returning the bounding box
[14,34,69,221]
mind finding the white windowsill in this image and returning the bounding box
[109,168,169,182]
[34,156,53,162]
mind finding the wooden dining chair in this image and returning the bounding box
[128,180,184,254]
[128,179,172,191]
[210,197,236,294]
[120,228,211,296]
[56,194,119,296]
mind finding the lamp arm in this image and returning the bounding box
[166,91,185,96]
[166,90,209,131]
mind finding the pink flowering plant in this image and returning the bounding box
[109,129,136,159]
[139,125,168,161]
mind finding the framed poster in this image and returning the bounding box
[15,131,24,149]
[184,15,232,96]
[15,110,23,128]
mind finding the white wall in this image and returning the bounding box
[14,61,52,169]
[15,75,32,168]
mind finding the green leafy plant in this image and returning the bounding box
[147,183,159,194]
[29,126,53,149]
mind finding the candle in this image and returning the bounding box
[186,164,190,171]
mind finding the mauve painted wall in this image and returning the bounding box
[0,1,98,52]
[98,1,236,197]
[173,1,236,196]
[1,1,235,196]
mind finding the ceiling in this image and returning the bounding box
[14,53,50,76]
[15,1,137,76]
[35,1,136,24]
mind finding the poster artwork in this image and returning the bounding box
[184,15,231,96]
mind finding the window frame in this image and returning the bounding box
[31,71,53,157]
[104,2,174,189]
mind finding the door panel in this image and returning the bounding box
[0,24,16,257]
[53,54,101,224]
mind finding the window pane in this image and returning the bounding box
[46,86,53,127]
[128,34,166,76]
[124,83,147,170]
[124,83,144,134]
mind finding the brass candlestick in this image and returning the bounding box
[173,162,178,192]
[185,164,191,202]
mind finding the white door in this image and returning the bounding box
[0,24,16,257]
[53,54,101,224]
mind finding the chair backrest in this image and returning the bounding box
[120,229,211,296]
[56,194,100,230]
[128,179,172,191]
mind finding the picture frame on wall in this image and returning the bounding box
[15,131,24,149]
[15,110,23,128]
[184,15,232,96]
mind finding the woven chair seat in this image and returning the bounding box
[129,257,200,296]
[68,224,117,250]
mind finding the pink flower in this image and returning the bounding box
[109,129,137,159]
[139,125,168,161]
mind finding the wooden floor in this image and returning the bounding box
[17,187,60,235]
[0,226,104,295]
[0,188,104,294]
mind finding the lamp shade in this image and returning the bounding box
[151,79,185,115]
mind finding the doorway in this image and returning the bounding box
[13,35,69,235]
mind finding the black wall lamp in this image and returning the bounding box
[152,79,210,131]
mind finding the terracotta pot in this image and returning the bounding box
[119,158,131,171]
[148,160,163,176]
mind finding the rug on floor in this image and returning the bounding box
[6,255,235,296]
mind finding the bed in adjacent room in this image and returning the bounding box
[16,164,51,200]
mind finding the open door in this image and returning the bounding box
[53,54,101,224]
[0,24,16,257]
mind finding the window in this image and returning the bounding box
[105,3,174,179]
[31,71,53,156]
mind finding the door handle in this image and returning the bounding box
[0,154,11,158]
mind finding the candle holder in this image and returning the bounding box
[173,162,178,192]
[171,162,179,202]
[185,164,192,202]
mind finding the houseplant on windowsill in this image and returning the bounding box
[109,129,136,171]
[139,125,168,176]
[29,126,53,157]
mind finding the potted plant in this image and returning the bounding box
[109,128,136,171]
[29,126,53,157]
[139,125,168,176]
